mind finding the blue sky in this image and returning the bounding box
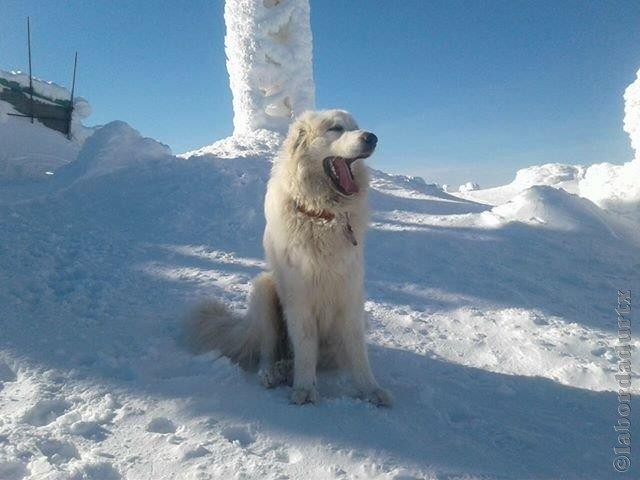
[2,0,640,187]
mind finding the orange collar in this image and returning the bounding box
[294,202,335,221]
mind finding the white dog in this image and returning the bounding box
[187,110,392,406]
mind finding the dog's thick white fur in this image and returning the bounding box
[187,110,392,406]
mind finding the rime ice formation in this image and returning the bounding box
[577,69,640,218]
[225,0,315,136]
[181,0,315,158]
[458,181,480,193]
[623,68,640,156]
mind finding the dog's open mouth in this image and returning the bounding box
[323,156,361,196]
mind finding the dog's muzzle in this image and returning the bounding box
[323,131,377,197]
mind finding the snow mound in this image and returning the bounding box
[460,163,585,205]
[484,185,613,232]
[512,163,585,191]
[179,129,281,159]
[370,168,448,198]
[225,0,314,135]
[458,181,480,193]
[58,121,171,181]
[578,159,640,220]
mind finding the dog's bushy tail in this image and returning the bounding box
[184,272,280,368]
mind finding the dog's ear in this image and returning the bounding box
[285,120,310,158]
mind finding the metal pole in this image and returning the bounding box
[68,52,78,139]
[27,17,34,124]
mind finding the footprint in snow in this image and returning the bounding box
[180,444,211,461]
[146,417,177,434]
[22,399,72,427]
[69,420,110,441]
[221,425,255,447]
[36,438,80,465]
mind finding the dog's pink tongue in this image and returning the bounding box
[334,157,358,194]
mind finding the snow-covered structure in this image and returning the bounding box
[182,0,315,158]
[0,69,91,140]
[225,0,315,135]
[0,69,93,180]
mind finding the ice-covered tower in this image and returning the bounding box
[225,0,315,136]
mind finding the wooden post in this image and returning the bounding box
[68,52,78,139]
[27,17,34,124]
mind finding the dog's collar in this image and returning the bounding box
[294,201,358,246]
[294,202,336,222]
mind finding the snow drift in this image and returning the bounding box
[484,185,615,232]
[58,121,171,181]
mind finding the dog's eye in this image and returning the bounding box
[327,125,344,133]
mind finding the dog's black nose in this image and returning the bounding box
[362,132,378,147]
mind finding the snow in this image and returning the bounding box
[482,185,621,233]
[0,70,73,104]
[578,158,640,221]
[179,128,282,159]
[224,0,314,136]
[1,107,638,478]
[458,181,480,193]
[460,163,586,205]
[0,119,79,182]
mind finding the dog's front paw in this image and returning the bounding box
[361,387,394,407]
[290,386,319,405]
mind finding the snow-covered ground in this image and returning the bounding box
[1,103,639,479]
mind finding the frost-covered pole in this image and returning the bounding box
[623,68,640,160]
[224,0,315,136]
